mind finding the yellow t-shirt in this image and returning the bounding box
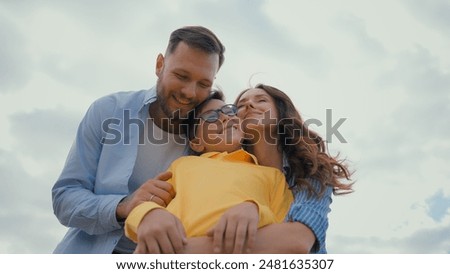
[125,149,293,242]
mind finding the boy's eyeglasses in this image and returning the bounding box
[198,104,238,123]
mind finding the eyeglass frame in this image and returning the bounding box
[198,104,238,123]
[189,104,238,140]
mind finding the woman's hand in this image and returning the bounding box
[207,201,259,253]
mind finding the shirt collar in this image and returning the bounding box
[140,86,157,111]
[200,149,258,164]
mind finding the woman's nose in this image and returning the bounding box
[241,101,254,112]
[247,100,255,109]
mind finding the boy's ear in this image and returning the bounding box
[189,137,205,153]
[155,53,164,77]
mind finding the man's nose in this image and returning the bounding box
[180,82,196,100]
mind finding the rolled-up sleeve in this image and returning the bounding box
[286,178,332,254]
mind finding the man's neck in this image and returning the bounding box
[148,101,183,134]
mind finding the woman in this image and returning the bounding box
[231,83,353,253]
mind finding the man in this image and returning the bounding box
[52,26,225,254]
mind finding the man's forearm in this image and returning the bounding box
[250,222,315,253]
[184,222,315,254]
[182,237,214,253]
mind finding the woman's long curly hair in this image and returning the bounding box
[235,84,353,197]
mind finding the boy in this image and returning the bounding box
[125,92,293,253]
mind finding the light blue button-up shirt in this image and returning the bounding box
[52,87,167,253]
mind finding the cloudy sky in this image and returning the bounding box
[1,0,449,254]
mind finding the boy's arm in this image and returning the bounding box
[126,204,187,254]
[124,201,164,242]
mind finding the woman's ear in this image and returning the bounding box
[155,53,164,77]
[189,137,205,153]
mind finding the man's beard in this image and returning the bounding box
[156,80,190,122]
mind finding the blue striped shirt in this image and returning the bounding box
[283,157,332,254]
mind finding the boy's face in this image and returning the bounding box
[190,99,244,154]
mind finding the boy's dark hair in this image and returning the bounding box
[167,26,225,69]
[187,89,225,142]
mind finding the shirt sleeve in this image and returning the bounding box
[246,200,276,228]
[286,178,332,254]
[124,201,163,243]
[250,171,293,228]
[270,171,294,223]
[51,96,126,235]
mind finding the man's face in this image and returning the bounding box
[155,42,220,120]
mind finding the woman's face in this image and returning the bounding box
[236,88,279,127]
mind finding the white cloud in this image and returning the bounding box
[333,12,387,58]
[0,149,66,253]
[329,222,450,253]
[9,108,79,161]
[0,15,32,93]
[405,0,450,37]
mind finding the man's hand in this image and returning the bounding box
[207,201,258,253]
[116,171,174,220]
[134,208,187,254]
